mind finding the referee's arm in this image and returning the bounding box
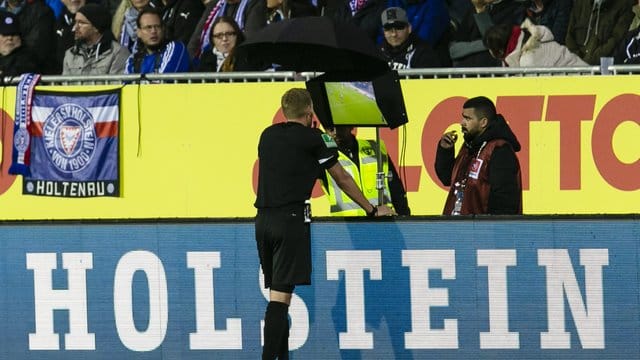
[327,162,396,216]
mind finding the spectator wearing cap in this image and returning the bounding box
[125,6,190,73]
[381,0,450,49]
[0,0,56,73]
[54,0,86,74]
[62,3,131,75]
[380,7,444,69]
[382,0,451,66]
[0,11,40,77]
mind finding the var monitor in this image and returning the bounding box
[305,70,408,130]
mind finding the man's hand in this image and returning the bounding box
[375,205,397,216]
[471,0,494,13]
[439,130,458,149]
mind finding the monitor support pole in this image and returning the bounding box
[375,127,385,206]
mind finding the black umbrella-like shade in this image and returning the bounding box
[236,16,389,74]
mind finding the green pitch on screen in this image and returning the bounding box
[326,82,387,126]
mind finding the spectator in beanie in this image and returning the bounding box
[62,3,131,74]
[0,11,40,77]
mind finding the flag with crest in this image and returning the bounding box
[21,89,120,197]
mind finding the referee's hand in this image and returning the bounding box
[375,205,396,217]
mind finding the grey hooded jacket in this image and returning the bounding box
[62,36,131,75]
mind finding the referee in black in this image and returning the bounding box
[255,88,395,359]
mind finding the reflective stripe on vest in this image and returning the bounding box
[324,139,391,216]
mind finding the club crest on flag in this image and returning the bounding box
[43,104,96,173]
[60,125,82,156]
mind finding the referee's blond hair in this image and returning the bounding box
[281,88,312,119]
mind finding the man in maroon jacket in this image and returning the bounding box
[435,96,523,215]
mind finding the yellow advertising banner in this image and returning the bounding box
[0,76,637,220]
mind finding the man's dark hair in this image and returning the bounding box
[136,6,163,28]
[483,23,512,58]
[463,96,496,121]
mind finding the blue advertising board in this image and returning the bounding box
[0,218,638,359]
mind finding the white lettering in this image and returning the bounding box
[326,250,381,349]
[539,249,608,349]
[36,180,45,193]
[477,249,519,349]
[187,252,242,349]
[402,250,458,349]
[26,252,95,350]
[114,251,168,351]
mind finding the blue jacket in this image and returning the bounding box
[125,41,191,74]
[380,0,450,46]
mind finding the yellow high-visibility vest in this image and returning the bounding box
[324,139,391,216]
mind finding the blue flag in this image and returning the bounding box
[22,89,120,197]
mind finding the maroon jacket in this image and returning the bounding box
[435,114,523,215]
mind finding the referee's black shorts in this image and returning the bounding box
[255,204,311,289]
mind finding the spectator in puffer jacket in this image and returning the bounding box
[484,18,587,67]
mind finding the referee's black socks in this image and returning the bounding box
[263,301,290,360]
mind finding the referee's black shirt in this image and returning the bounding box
[255,122,338,209]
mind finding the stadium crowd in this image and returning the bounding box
[0,0,639,76]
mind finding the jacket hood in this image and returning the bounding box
[514,18,554,55]
[522,18,554,44]
[468,113,521,152]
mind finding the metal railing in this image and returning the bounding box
[3,65,640,86]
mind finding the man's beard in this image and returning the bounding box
[463,132,476,144]
[75,38,90,47]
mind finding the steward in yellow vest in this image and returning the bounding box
[322,126,411,216]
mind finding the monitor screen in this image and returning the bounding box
[305,70,408,130]
[325,81,388,126]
